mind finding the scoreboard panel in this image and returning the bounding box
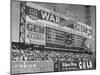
[72,34,85,47]
[25,2,92,50]
[46,27,65,46]
[46,27,86,49]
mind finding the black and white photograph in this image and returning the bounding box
[11,0,96,74]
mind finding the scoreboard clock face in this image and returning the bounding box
[65,33,72,45]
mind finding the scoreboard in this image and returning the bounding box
[46,27,65,46]
[71,34,85,47]
[24,2,92,50]
[46,27,86,49]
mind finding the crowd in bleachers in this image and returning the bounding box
[12,48,48,61]
[11,45,95,63]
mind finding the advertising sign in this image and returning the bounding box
[24,2,93,50]
[60,60,94,71]
[60,61,79,71]
[11,61,54,74]
[67,23,92,37]
[26,3,65,25]
[25,21,46,45]
[78,60,93,70]
[26,2,92,38]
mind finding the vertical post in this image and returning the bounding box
[19,2,26,43]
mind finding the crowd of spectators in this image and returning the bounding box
[11,45,95,63]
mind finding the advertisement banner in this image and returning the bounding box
[60,61,79,71]
[60,60,94,71]
[25,2,92,39]
[25,15,46,45]
[78,60,93,70]
[11,61,54,74]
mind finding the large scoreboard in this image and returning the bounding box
[21,2,92,50]
[46,26,86,49]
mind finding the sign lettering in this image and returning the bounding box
[40,10,61,24]
[27,23,44,34]
[25,22,45,45]
[79,61,93,69]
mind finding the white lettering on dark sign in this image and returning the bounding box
[40,10,61,24]
[79,61,93,69]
